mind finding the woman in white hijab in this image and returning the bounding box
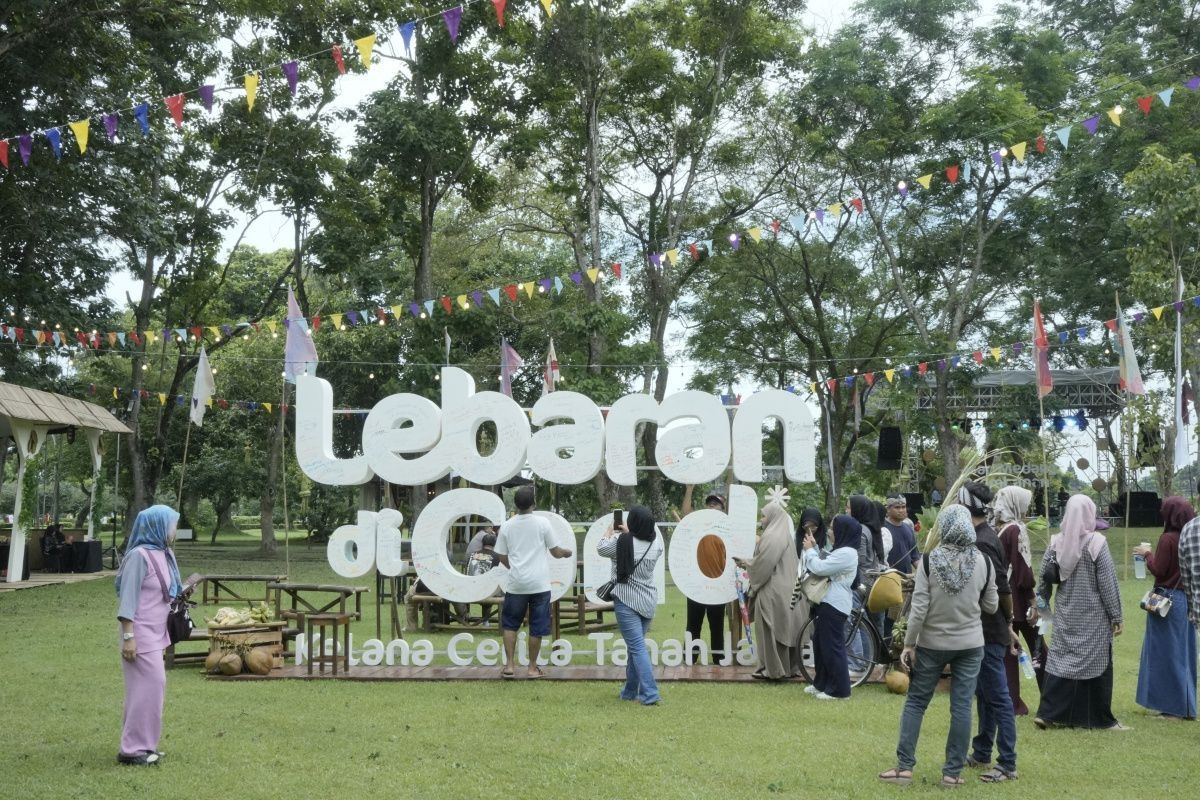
[1033,494,1125,729]
[738,492,803,680]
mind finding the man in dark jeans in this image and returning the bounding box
[958,482,1019,782]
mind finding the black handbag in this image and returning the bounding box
[146,550,196,644]
[597,539,650,603]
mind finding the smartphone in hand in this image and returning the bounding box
[613,509,623,529]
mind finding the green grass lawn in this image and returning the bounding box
[3,528,1199,798]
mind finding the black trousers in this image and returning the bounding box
[813,604,851,698]
[686,598,726,662]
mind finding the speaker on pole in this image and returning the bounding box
[877,426,903,470]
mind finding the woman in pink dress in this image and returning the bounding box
[115,505,183,766]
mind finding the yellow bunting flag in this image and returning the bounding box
[1010,141,1027,162]
[1107,107,1121,127]
[523,282,535,298]
[391,305,403,319]
[158,393,167,406]
[263,403,272,414]
[147,331,157,344]
[107,332,117,346]
[331,313,344,329]
[809,382,818,394]
[828,202,842,217]
[586,268,600,283]
[1152,306,1165,320]
[747,227,762,243]
[206,397,213,408]
[457,294,469,309]
[112,387,118,399]
[884,369,895,383]
[540,0,555,16]
[266,320,278,334]
[208,326,221,339]
[69,119,90,154]
[354,34,376,69]
[665,249,679,266]
[916,174,932,190]
[245,73,259,111]
[991,347,1001,361]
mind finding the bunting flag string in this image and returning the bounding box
[87,383,287,415]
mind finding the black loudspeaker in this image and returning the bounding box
[877,427,903,470]
[1129,492,1162,528]
[903,493,925,517]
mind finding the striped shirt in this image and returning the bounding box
[597,535,662,619]
[1179,517,1200,626]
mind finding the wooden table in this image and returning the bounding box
[269,582,369,657]
[200,574,287,606]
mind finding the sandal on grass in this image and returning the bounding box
[979,767,1017,783]
[117,752,160,766]
[940,775,965,788]
[966,755,991,769]
[527,666,545,679]
[500,668,515,679]
[878,768,912,785]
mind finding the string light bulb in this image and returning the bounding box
[897,181,907,191]
[1113,104,1123,115]
[999,147,1008,157]
[368,372,375,380]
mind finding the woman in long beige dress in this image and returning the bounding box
[739,499,804,679]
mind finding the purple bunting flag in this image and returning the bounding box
[199,85,215,112]
[347,311,359,326]
[570,271,583,285]
[815,208,825,224]
[538,278,552,293]
[103,113,119,141]
[1012,342,1024,355]
[1134,311,1145,323]
[650,252,662,268]
[990,150,1003,166]
[1187,76,1200,91]
[282,61,299,95]
[443,7,463,44]
[729,233,741,251]
[1082,115,1101,135]
[409,303,421,318]
[950,355,961,368]
[45,128,62,160]
[18,134,32,166]
[1174,301,1185,313]
[937,359,947,372]
[472,290,483,307]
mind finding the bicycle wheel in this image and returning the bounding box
[845,611,880,688]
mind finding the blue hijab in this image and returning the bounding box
[116,504,183,598]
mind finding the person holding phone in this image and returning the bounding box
[115,504,188,766]
[598,506,664,705]
[880,505,997,788]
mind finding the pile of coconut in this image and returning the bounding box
[205,635,274,676]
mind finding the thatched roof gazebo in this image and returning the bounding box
[0,382,130,583]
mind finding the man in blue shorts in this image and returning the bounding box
[495,485,573,678]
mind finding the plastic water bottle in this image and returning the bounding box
[1018,650,1035,680]
[1133,554,1147,580]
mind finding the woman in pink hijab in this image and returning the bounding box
[1033,494,1125,730]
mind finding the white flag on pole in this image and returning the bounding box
[1174,277,1191,471]
[543,338,560,396]
[190,346,216,427]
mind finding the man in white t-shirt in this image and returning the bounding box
[495,485,573,678]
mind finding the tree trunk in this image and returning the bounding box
[933,374,962,482]
[212,500,235,544]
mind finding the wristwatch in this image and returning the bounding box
[122,632,135,641]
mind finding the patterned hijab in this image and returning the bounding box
[928,505,977,595]
[116,504,182,597]
[1052,494,1104,582]
[992,486,1033,568]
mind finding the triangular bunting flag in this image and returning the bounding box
[488,288,502,305]
[282,61,299,96]
[1104,319,1118,332]
[586,268,600,283]
[963,162,972,182]
[18,134,31,166]
[1137,95,1153,115]
[107,332,117,347]
[1035,135,1046,153]
[991,347,1001,361]
[1106,107,1121,127]
[747,227,761,243]
[354,34,376,69]
[456,294,469,310]
[851,197,863,214]
[946,165,959,183]
[540,0,555,16]
[972,351,983,364]
[916,174,932,190]
[1055,125,1071,149]
[1159,87,1174,107]
[424,300,435,316]
[1082,115,1100,135]
[553,276,563,294]
[503,284,518,302]
[0,140,7,169]
[158,393,167,406]
[522,282,535,299]
[611,263,622,280]
[1152,306,1164,320]
[440,296,453,314]
[828,202,842,217]
[331,45,347,75]
[263,403,272,414]
[331,313,343,329]
[884,369,895,383]
[199,84,215,111]
[165,94,185,128]
[443,7,463,43]
[1010,141,1027,162]
[134,102,150,134]
[665,249,679,266]
[400,22,416,55]
[45,128,62,160]
[68,119,89,154]
[492,0,507,26]
[245,73,259,111]
[864,372,875,386]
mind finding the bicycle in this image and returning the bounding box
[797,569,913,688]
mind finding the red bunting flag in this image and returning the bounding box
[331,45,347,74]
[503,284,518,302]
[1035,135,1046,154]
[917,362,928,375]
[689,243,699,260]
[164,94,185,129]
[312,315,321,331]
[611,263,622,280]
[771,219,781,235]
[851,197,864,213]
[190,326,202,340]
[0,139,8,169]
[864,372,875,386]
[492,0,507,26]
[131,331,142,346]
[946,165,959,183]
[826,378,837,393]
[1033,301,1053,398]
[973,350,983,364]
[440,296,453,314]
[1104,318,1118,332]
[1137,95,1153,115]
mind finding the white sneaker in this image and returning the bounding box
[814,691,844,701]
[804,684,819,695]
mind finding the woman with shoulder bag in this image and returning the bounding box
[800,514,861,700]
[115,505,185,766]
[1034,494,1125,730]
[1134,496,1197,720]
[598,506,664,705]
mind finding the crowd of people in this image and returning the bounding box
[113,484,1200,776]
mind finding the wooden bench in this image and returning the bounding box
[553,561,614,639]
[165,574,288,668]
[268,582,370,658]
[408,593,503,632]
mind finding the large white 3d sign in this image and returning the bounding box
[300,368,816,604]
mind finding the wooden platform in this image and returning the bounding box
[0,570,117,592]
[208,664,806,682]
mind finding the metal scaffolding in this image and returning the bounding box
[912,368,1125,416]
